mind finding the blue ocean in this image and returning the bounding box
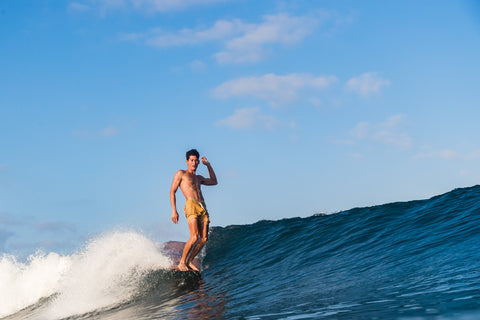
[1,185,479,319]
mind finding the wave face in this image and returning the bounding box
[2,185,480,319]
[203,185,480,319]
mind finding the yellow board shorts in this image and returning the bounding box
[184,200,210,223]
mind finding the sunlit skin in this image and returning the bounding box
[170,154,217,271]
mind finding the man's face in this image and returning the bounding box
[186,155,199,172]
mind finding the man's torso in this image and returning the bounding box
[179,170,205,202]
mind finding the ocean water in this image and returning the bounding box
[1,185,480,319]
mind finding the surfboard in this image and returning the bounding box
[161,241,202,272]
[169,266,200,272]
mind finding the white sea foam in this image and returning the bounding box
[0,252,71,318]
[0,231,171,319]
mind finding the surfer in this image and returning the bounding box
[170,149,218,271]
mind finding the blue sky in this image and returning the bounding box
[1,0,480,256]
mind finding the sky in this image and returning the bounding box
[1,0,480,256]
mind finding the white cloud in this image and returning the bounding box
[131,0,225,12]
[68,2,91,13]
[216,108,257,129]
[413,147,480,161]
[118,32,143,42]
[190,59,207,72]
[349,114,412,149]
[216,107,293,130]
[100,126,118,137]
[435,150,459,160]
[466,149,480,160]
[351,153,365,159]
[350,121,370,140]
[144,19,247,47]
[414,148,460,160]
[72,125,119,138]
[346,72,390,97]
[0,229,14,251]
[35,221,78,233]
[69,0,224,14]
[124,12,323,63]
[215,13,319,64]
[330,138,354,145]
[309,97,324,109]
[213,73,337,107]
[372,114,411,148]
[373,130,411,148]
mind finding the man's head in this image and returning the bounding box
[186,149,200,160]
[186,149,200,172]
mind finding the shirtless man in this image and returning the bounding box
[170,149,218,271]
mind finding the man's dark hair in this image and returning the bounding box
[186,149,200,160]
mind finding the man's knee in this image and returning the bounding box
[188,233,199,243]
[199,236,208,245]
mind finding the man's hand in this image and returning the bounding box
[200,156,217,185]
[201,156,210,166]
[171,211,179,224]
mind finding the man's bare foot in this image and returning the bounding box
[187,262,200,272]
[177,262,189,271]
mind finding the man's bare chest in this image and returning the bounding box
[181,174,201,190]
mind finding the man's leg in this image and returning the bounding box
[186,220,209,271]
[178,218,199,271]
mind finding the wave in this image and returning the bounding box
[2,185,480,319]
[0,231,171,319]
[202,185,480,319]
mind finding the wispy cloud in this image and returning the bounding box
[346,72,390,97]
[130,0,225,13]
[141,19,245,47]
[72,125,119,138]
[1,213,78,234]
[0,212,31,227]
[213,73,338,107]
[349,114,412,149]
[68,2,91,13]
[100,126,118,136]
[68,0,224,14]
[215,13,319,64]
[190,59,207,72]
[414,147,480,161]
[35,221,78,233]
[466,149,480,160]
[414,147,460,160]
[216,107,294,130]
[0,229,14,250]
[122,12,328,64]
[0,212,79,253]
[9,238,81,253]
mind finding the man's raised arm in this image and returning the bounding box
[200,156,217,186]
